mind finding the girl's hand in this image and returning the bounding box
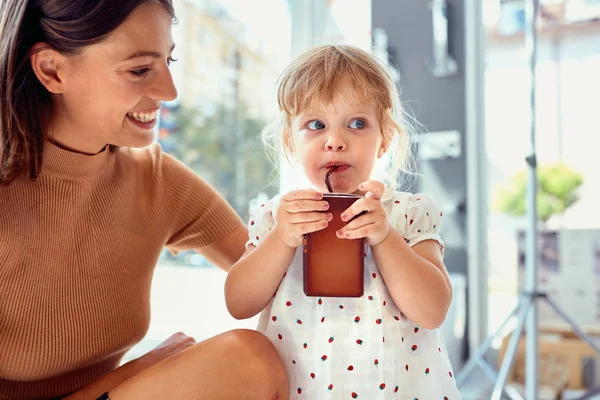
[273,189,333,248]
[336,180,391,247]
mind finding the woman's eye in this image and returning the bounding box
[307,120,326,130]
[349,119,366,129]
[130,67,151,77]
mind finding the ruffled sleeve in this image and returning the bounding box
[246,196,279,248]
[397,194,445,251]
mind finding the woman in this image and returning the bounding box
[0,1,289,399]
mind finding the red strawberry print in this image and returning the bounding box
[379,383,386,390]
[441,211,443,216]
[402,336,404,342]
[255,236,259,240]
[449,371,453,377]
[425,367,430,375]
[261,204,265,207]
[328,336,334,343]
[368,296,374,301]
[347,365,354,371]
[394,386,399,393]
[411,344,418,351]
[327,384,333,391]
[356,339,363,345]
[414,326,420,333]
[286,301,292,306]
[297,388,302,394]
[405,213,408,218]
[292,360,296,364]
[410,219,414,225]
[354,316,360,323]
[310,373,315,379]
[321,317,325,323]
[438,347,441,352]
[395,200,400,204]
[303,343,307,349]
[434,224,437,229]
[296,319,302,324]
[271,316,277,322]
[382,337,385,343]
[250,220,255,225]
[394,316,400,321]
[383,300,387,306]
[376,318,382,324]
[321,355,327,361]
[372,272,377,279]
[339,304,344,309]
[405,364,409,371]
[404,238,410,243]
[374,359,379,366]
[444,397,449,400]
[318,298,322,305]
[351,393,358,399]
[277,334,283,340]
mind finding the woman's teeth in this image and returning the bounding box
[128,111,156,123]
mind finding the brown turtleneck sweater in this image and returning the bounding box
[0,142,243,400]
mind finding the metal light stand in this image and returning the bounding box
[456,0,600,399]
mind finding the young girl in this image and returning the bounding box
[225,45,461,399]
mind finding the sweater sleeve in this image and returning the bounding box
[161,152,243,253]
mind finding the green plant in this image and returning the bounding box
[494,163,583,223]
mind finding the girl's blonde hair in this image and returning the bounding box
[262,44,417,188]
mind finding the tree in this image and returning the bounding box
[158,104,279,221]
[494,163,583,223]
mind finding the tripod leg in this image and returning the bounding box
[457,303,521,387]
[477,360,525,400]
[576,385,600,400]
[544,296,600,355]
[491,295,533,400]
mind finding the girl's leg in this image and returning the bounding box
[101,329,288,400]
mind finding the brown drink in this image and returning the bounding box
[303,192,365,297]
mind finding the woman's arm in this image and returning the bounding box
[199,225,248,272]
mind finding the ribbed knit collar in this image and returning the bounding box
[41,141,115,180]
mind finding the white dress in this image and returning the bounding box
[247,187,461,399]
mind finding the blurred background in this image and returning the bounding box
[125,0,600,398]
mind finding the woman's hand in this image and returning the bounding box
[336,180,391,247]
[273,189,332,248]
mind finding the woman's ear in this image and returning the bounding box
[30,43,67,94]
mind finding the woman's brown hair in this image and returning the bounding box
[0,0,175,185]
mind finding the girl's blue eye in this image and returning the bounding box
[349,119,366,129]
[307,120,326,130]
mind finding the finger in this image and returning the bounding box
[338,211,381,233]
[288,211,333,224]
[293,219,329,236]
[337,222,377,240]
[282,189,323,202]
[284,199,329,213]
[340,198,380,222]
[358,180,385,199]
